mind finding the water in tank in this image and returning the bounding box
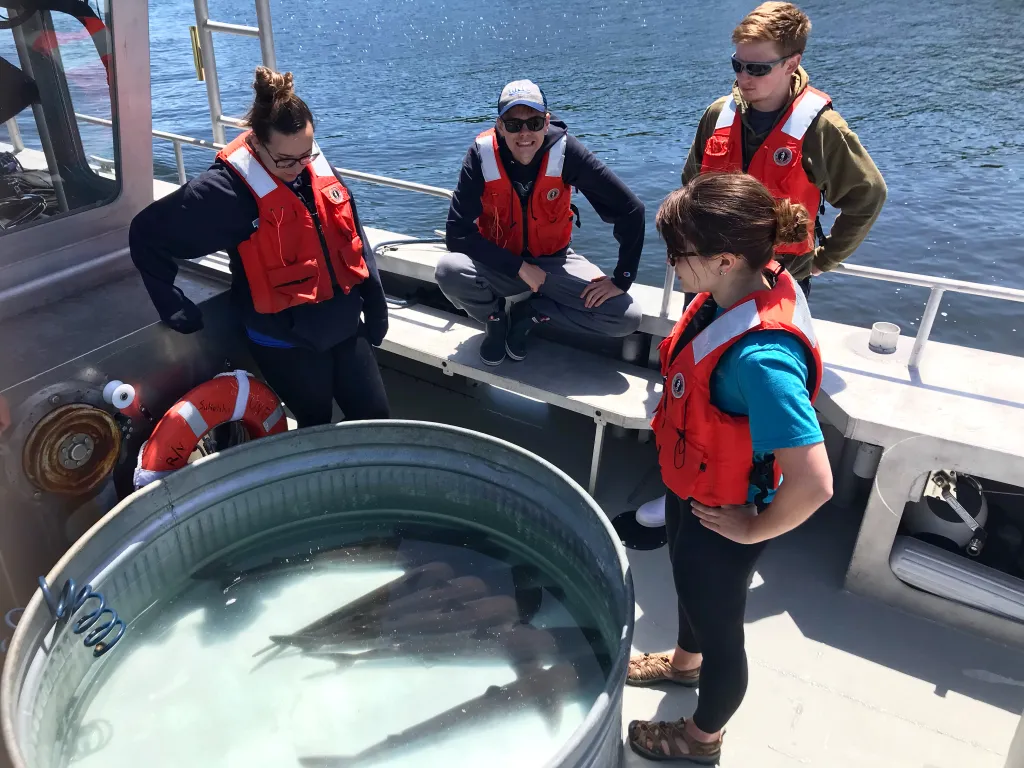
[54,513,611,768]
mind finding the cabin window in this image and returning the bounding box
[0,0,119,235]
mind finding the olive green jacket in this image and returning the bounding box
[682,68,887,280]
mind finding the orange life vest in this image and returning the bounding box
[700,86,831,257]
[216,132,369,315]
[651,264,823,507]
[475,129,574,257]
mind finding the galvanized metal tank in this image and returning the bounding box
[1,421,634,768]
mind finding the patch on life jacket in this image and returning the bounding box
[671,372,685,398]
[546,188,561,201]
[773,147,793,166]
[327,186,343,203]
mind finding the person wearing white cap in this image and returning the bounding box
[436,79,645,366]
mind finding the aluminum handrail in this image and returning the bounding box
[70,114,1022,368]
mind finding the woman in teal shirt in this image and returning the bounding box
[626,172,834,764]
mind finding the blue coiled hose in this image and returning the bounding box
[38,577,125,657]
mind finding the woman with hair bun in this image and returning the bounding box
[130,66,389,427]
[625,172,834,764]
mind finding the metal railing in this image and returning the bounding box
[191,0,276,145]
[68,114,1024,369]
[3,118,24,153]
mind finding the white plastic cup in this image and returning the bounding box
[868,322,901,354]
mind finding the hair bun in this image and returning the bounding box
[774,198,811,246]
[252,66,295,105]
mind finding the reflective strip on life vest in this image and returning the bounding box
[715,97,738,131]
[224,145,277,199]
[477,135,502,182]
[174,401,210,439]
[789,281,818,347]
[310,141,334,178]
[780,91,829,140]
[544,135,567,178]
[691,300,762,364]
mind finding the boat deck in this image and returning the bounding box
[377,360,1024,768]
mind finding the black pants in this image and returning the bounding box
[666,492,768,733]
[247,334,390,428]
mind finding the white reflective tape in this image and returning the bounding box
[781,91,829,140]
[310,140,334,178]
[714,97,738,131]
[790,281,817,348]
[175,401,209,439]
[691,300,761,365]
[225,145,277,198]
[263,404,285,433]
[544,135,567,178]
[231,370,250,422]
[476,136,501,182]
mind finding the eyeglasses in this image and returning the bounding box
[501,116,546,133]
[731,53,796,77]
[667,249,701,266]
[263,146,320,169]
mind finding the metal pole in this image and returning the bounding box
[909,286,945,369]
[193,0,226,144]
[173,140,187,183]
[11,25,69,212]
[4,118,24,153]
[254,0,277,69]
[660,261,675,317]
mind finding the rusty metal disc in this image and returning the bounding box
[22,404,121,496]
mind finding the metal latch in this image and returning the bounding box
[922,470,986,557]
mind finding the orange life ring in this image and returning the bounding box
[133,370,286,490]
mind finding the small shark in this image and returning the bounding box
[298,663,579,768]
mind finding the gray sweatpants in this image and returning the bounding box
[434,250,642,338]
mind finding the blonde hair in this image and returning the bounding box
[732,2,811,57]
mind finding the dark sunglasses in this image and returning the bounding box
[501,116,546,133]
[731,53,795,77]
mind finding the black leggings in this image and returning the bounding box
[666,492,767,733]
[247,334,390,428]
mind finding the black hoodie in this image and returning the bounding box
[129,159,388,352]
[444,120,645,291]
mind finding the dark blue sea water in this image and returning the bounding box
[5,0,1024,354]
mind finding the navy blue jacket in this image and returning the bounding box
[129,159,388,352]
[445,120,645,291]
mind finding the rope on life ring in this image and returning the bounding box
[133,370,286,490]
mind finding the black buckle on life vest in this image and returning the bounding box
[749,454,776,508]
[570,203,582,229]
[814,190,827,247]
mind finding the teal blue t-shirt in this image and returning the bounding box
[708,309,824,504]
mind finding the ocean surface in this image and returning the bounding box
[5,0,1023,354]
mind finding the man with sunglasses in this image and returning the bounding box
[682,1,886,296]
[437,79,644,366]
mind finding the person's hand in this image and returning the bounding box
[810,266,823,277]
[364,314,388,347]
[518,262,547,293]
[690,501,762,544]
[580,276,624,309]
[163,299,204,334]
